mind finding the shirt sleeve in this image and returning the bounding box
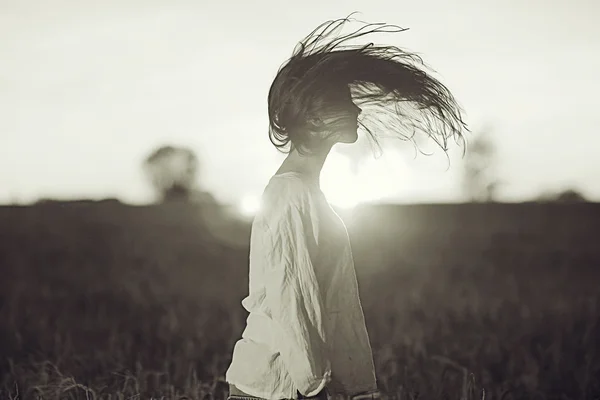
[261,201,331,397]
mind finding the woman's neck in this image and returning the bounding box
[275,145,332,186]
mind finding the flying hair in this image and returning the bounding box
[267,13,470,160]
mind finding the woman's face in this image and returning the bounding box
[314,85,361,145]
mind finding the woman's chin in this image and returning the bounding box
[341,131,359,144]
[338,130,358,144]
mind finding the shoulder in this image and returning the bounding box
[256,174,316,228]
[265,174,312,200]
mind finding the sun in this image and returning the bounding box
[321,152,362,209]
[321,148,405,209]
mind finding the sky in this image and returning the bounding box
[1,0,598,207]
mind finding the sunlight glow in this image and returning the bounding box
[239,194,261,217]
[321,148,407,209]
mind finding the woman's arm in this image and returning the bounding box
[262,203,331,396]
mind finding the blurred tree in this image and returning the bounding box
[143,145,199,202]
[555,189,587,202]
[462,126,500,202]
[536,188,588,203]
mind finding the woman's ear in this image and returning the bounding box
[309,114,323,124]
[306,115,324,130]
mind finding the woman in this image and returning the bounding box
[225,15,468,400]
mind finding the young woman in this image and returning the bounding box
[225,15,468,400]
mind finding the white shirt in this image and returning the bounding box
[225,172,377,400]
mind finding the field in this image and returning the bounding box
[0,201,599,400]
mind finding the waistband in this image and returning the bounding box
[228,384,328,400]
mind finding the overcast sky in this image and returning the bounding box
[1,0,598,206]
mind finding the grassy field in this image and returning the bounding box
[0,201,599,400]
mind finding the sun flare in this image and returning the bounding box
[321,149,404,209]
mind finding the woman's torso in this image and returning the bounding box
[225,173,376,399]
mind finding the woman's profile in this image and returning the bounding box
[225,14,468,400]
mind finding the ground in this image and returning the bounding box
[0,202,598,400]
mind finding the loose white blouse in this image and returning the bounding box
[226,172,377,400]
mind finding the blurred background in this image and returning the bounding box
[1,1,599,399]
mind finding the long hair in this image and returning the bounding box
[268,13,469,158]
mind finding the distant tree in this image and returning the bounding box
[535,188,587,203]
[555,189,587,203]
[462,126,500,202]
[545,189,587,203]
[143,145,199,202]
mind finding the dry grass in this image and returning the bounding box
[0,202,598,400]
